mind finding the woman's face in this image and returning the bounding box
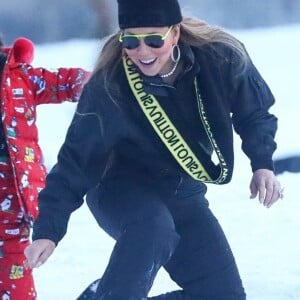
[122,25,180,77]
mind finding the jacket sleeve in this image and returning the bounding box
[27,66,91,105]
[228,45,278,172]
[32,79,111,245]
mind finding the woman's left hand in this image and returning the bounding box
[249,168,283,208]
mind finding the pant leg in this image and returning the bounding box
[0,169,36,300]
[0,237,36,300]
[158,180,246,300]
[86,183,180,300]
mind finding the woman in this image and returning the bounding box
[0,36,89,299]
[24,0,282,299]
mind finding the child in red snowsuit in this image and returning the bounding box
[0,37,89,299]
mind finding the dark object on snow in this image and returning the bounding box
[274,155,300,175]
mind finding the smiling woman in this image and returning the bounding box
[121,25,180,78]
[24,0,282,299]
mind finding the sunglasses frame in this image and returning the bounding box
[119,26,174,49]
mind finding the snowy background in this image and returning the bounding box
[30,24,300,299]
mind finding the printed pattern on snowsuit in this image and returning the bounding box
[0,159,36,300]
[0,37,89,299]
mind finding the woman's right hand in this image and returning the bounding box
[24,239,56,269]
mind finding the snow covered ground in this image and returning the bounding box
[30,24,300,299]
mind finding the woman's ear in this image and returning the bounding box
[173,24,181,44]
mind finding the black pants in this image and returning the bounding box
[86,176,246,300]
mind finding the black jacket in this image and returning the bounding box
[33,42,277,244]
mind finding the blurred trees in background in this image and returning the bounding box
[183,0,300,28]
[88,0,117,38]
[0,0,117,44]
[1,0,300,45]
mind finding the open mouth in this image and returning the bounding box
[139,58,157,66]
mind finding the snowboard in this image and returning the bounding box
[76,278,100,300]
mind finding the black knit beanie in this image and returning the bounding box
[117,0,182,29]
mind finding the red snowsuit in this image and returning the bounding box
[0,37,89,299]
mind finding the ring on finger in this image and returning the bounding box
[279,187,284,199]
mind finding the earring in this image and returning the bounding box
[171,45,181,63]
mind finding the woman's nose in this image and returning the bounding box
[136,39,151,53]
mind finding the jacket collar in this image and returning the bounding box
[140,44,200,96]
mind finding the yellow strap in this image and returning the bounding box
[194,77,229,183]
[123,56,217,182]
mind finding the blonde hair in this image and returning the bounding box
[179,17,246,57]
[94,16,248,94]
